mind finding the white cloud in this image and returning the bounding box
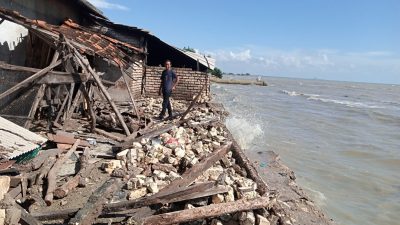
[87,0,129,10]
[204,46,400,83]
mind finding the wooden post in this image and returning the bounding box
[141,196,272,225]
[68,178,122,225]
[25,84,46,129]
[0,53,69,101]
[71,47,130,136]
[45,140,80,205]
[54,91,70,124]
[80,83,96,132]
[121,69,139,116]
[180,82,207,120]
[65,85,82,120]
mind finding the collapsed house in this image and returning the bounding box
[0,0,215,129]
[0,1,286,225]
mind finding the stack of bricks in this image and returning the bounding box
[143,66,210,100]
[127,63,144,97]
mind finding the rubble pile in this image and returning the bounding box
[0,96,283,225]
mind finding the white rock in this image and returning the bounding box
[215,135,226,142]
[175,127,186,139]
[174,147,185,158]
[225,187,235,202]
[212,141,221,149]
[256,214,270,225]
[147,182,159,193]
[212,194,225,204]
[101,160,123,174]
[0,209,5,225]
[116,149,129,160]
[203,166,224,181]
[128,187,147,200]
[184,203,195,209]
[211,219,223,225]
[188,157,199,166]
[153,170,167,180]
[132,142,142,149]
[140,138,149,145]
[209,127,218,137]
[168,171,181,181]
[0,176,10,201]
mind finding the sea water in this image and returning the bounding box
[212,76,400,225]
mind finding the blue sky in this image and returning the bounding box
[88,0,400,84]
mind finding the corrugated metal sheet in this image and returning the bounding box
[174,48,216,70]
[0,116,47,160]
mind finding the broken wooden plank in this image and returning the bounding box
[141,196,272,225]
[35,182,228,220]
[25,84,46,129]
[156,142,232,195]
[94,128,124,142]
[45,139,80,205]
[80,83,96,132]
[68,178,122,225]
[65,84,82,120]
[47,132,90,147]
[121,69,139,116]
[180,81,207,120]
[0,54,70,101]
[104,182,216,212]
[54,91,69,124]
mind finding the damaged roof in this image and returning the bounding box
[0,116,47,160]
[0,7,144,68]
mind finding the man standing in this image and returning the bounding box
[158,60,178,120]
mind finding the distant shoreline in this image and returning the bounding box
[210,76,267,86]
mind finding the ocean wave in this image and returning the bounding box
[307,96,385,109]
[226,116,264,150]
[281,89,386,109]
[281,90,319,98]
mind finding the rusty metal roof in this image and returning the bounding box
[0,116,47,160]
[0,8,144,68]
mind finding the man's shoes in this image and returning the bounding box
[157,115,164,120]
[167,115,173,120]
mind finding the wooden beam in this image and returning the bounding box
[44,140,80,205]
[25,84,46,129]
[0,54,70,101]
[141,196,272,225]
[104,182,229,213]
[54,91,69,124]
[68,178,122,225]
[79,83,96,132]
[180,81,207,120]
[33,183,229,220]
[121,69,139,116]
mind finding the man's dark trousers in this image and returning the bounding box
[160,91,172,118]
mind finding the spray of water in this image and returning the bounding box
[226,116,264,150]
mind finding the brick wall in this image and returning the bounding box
[142,66,209,100]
